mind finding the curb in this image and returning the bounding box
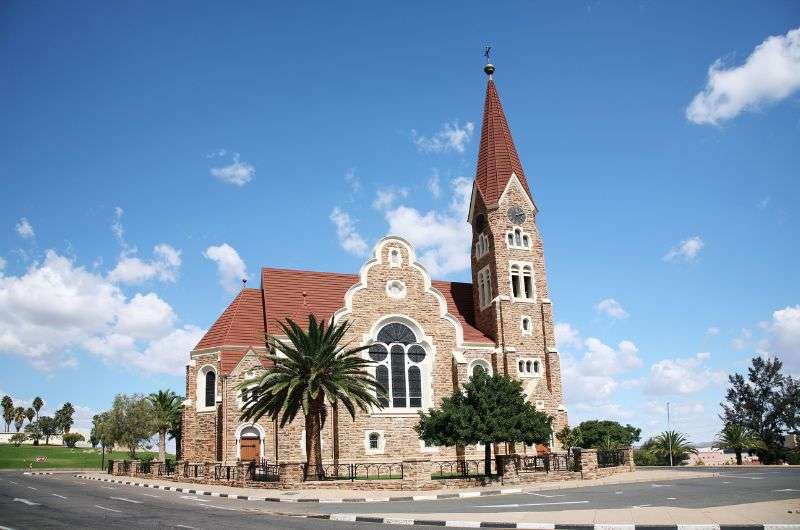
[23,471,54,475]
[288,517,800,530]
[72,474,526,504]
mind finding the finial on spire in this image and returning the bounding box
[241,278,247,289]
[483,44,495,77]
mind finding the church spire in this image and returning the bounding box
[474,62,534,207]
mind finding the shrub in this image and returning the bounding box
[10,433,28,446]
[62,432,85,448]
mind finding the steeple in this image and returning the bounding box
[474,65,534,207]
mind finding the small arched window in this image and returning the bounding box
[204,370,216,408]
[518,360,524,373]
[533,361,540,373]
[368,432,380,450]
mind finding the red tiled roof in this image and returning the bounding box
[194,288,266,350]
[193,268,494,351]
[474,79,533,206]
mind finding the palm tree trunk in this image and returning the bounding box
[159,429,167,463]
[304,404,324,479]
[736,450,742,465]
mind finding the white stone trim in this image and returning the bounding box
[364,430,385,455]
[520,315,533,335]
[385,279,407,299]
[419,439,439,453]
[234,423,265,460]
[505,227,532,250]
[387,246,403,267]
[498,172,538,213]
[468,358,492,379]
[516,357,542,379]
[509,260,537,302]
[196,364,219,412]
[477,264,492,310]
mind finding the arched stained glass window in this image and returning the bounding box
[370,322,428,409]
[205,370,216,408]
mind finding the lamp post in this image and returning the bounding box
[667,401,673,467]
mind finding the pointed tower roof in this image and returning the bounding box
[474,71,534,207]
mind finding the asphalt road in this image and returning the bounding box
[1,467,798,528]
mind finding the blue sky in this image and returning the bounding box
[1,1,798,444]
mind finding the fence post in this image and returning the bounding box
[623,447,635,471]
[174,460,186,479]
[578,448,598,480]
[236,461,249,486]
[401,457,433,489]
[495,454,519,484]
[279,461,305,487]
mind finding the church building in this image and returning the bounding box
[182,63,568,464]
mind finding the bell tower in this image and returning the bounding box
[468,59,568,436]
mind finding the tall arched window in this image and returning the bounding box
[510,262,534,300]
[368,323,428,409]
[205,370,216,408]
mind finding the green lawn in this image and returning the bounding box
[0,444,172,470]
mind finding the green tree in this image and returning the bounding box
[55,402,75,433]
[24,407,35,424]
[782,376,800,437]
[555,425,583,456]
[721,356,790,464]
[652,430,698,465]
[148,390,181,462]
[2,396,14,432]
[168,408,183,460]
[417,370,553,476]
[91,412,115,450]
[577,420,641,449]
[712,423,765,465]
[32,396,43,420]
[62,432,85,448]
[241,316,383,478]
[38,416,59,445]
[24,421,43,445]
[105,394,156,457]
[633,439,661,466]
[13,406,25,432]
[9,432,27,446]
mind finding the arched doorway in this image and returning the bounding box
[238,425,261,462]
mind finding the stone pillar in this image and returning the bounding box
[495,454,519,484]
[578,449,598,480]
[150,461,162,477]
[402,457,433,488]
[236,461,249,486]
[279,461,306,488]
[111,460,122,475]
[130,460,141,477]
[623,447,635,471]
[175,460,187,479]
[204,462,217,482]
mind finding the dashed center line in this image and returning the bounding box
[110,496,142,504]
[479,500,590,508]
[198,503,239,511]
[13,498,39,506]
[175,526,197,529]
[529,492,566,498]
[141,493,160,498]
[180,495,210,502]
[51,493,68,499]
[94,505,122,513]
[26,486,38,491]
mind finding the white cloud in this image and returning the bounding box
[329,208,369,257]
[596,298,629,319]
[372,187,409,210]
[731,327,753,351]
[686,27,800,125]
[210,152,255,186]
[582,338,643,375]
[633,352,726,395]
[111,207,125,246]
[428,171,441,199]
[758,305,800,374]
[663,236,704,262]
[411,121,475,153]
[706,326,720,336]
[0,250,204,375]
[107,244,181,284]
[758,196,771,210]
[381,177,472,277]
[0,257,6,271]
[203,243,249,293]
[344,168,361,194]
[15,218,34,239]
[554,322,582,351]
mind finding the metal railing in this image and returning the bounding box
[515,453,575,473]
[597,449,625,468]
[139,461,152,474]
[431,459,491,479]
[121,460,131,474]
[248,460,280,482]
[303,462,403,481]
[183,462,204,478]
[214,464,239,481]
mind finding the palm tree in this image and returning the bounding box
[713,423,764,465]
[32,397,43,420]
[2,395,13,432]
[25,407,35,424]
[13,407,26,432]
[147,390,181,463]
[240,315,385,479]
[652,430,698,465]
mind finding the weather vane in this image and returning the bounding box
[483,44,495,77]
[484,45,492,61]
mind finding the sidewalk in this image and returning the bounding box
[73,468,718,503]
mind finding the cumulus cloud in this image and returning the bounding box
[633,352,726,395]
[0,250,204,375]
[596,298,629,319]
[108,244,181,284]
[663,236,704,262]
[15,218,34,239]
[372,187,409,210]
[428,170,441,199]
[554,322,582,351]
[706,326,720,336]
[210,152,255,186]
[381,177,473,276]
[329,208,369,257]
[203,243,249,293]
[412,121,475,153]
[758,305,800,374]
[686,27,800,125]
[344,168,362,195]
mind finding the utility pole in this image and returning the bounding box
[667,401,673,467]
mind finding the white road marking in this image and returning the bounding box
[110,496,142,504]
[775,488,800,492]
[615,491,623,494]
[723,474,765,480]
[141,493,160,498]
[330,514,357,522]
[479,500,589,508]
[631,504,652,509]
[8,481,19,485]
[667,497,677,500]
[516,524,555,530]
[596,525,634,530]
[198,503,239,511]
[529,492,566,498]
[0,524,18,530]
[12,498,39,506]
[650,484,671,488]
[51,494,68,499]
[26,486,37,491]
[94,505,122,513]
[180,495,210,502]
[721,481,730,484]
[175,526,197,529]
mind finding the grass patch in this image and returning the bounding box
[0,443,171,470]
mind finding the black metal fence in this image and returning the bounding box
[248,460,280,482]
[597,449,625,468]
[515,453,575,473]
[303,462,403,481]
[431,459,490,479]
[214,464,239,481]
[139,461,152,474]
[183,462,204,478]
